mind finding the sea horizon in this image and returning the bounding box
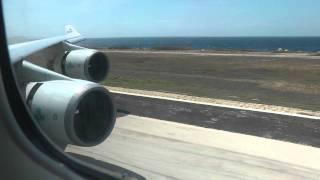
[77,37,320,52]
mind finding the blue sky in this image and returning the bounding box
[3,0,320,38]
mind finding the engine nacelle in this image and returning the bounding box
[61,49,109,82]
[26,80,115,147]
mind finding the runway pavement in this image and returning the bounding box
[67,114,320,180]
[67,92,320,179]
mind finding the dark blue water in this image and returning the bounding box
[77,37,320,52]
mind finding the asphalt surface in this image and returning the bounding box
[112,92,320,148]
[67,114,320,180]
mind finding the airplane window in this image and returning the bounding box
[3,0,320,179]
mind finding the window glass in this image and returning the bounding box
[4,1,320,179]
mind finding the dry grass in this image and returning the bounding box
[103,50,320,111]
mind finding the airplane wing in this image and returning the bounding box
[9,25,83,64]
[10,25,116,148]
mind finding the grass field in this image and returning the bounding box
[103,50,320,111]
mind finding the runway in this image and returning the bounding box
[66,91,320,179]
[67,114,320,180]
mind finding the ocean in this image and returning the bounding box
[77,37,320,52]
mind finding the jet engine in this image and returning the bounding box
[60,49,109,82]
[26,80,115,147]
